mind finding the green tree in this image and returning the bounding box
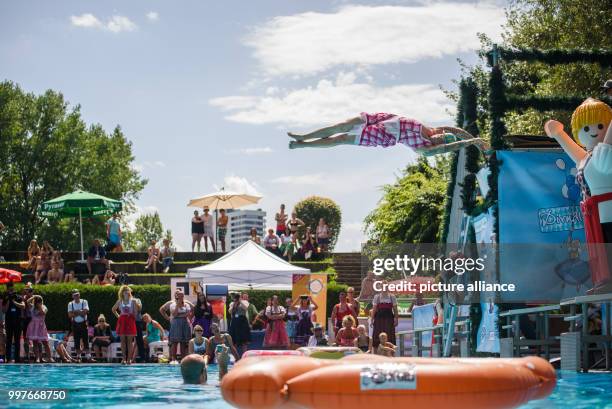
[452,0,611,137]
[123,212,172,251]
[0,81,147,250]
[364,158,448,244]
[294,196,342,251]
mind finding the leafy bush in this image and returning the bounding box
[9,281,348,331]
[10,283,169,331]
[294,196,342,250]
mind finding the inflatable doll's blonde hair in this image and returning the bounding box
[571,98,612,145]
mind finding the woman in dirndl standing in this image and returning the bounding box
[112,285,141,365]
[263,295,289,349]
[370,281,398,348]
[159,290,194,363]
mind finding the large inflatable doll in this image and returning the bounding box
[288,112,490,156]
[545,98,612,293]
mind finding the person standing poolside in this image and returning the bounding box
[112,285,141,365]
[330,292,356,338]
[201,207,216,252]
[3,282,25,362]
[144,240,160,273]
[336,316,358,347]
[206,323,239,364]
[263,295,289,349]
[21,283,34,361]
[228,293,251,357]
[67,289,93,362]
[316,218,331,252]
[188,325,209,356]
[191,210,204,252]
[160,239,175,273]
[294,295,318,346]
[192,292,213,337]
[346,287,360,319]
[275,204,288,236]
[285,297,298,345]
[132,293,146,363]
[92,314,112,360]
[217,209,228,252]
[371,283,398,348]
[180,353,208,384]
[241,293,259,328]
[106,213,122,252]
[160,290,194,363]
[0,296,5,362]
[26,295,54,363]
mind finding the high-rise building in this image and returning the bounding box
[224,209,267,250]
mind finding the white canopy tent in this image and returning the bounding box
[186,240,310,289]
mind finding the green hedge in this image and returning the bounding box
[9,281,348,331]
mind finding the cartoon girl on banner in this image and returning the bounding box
[545,98,612,293]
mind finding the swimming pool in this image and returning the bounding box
[0,365,610,408]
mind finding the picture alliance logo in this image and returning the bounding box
[371,254,486,276]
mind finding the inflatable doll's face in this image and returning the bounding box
[577,122,608,150]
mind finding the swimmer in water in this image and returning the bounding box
[215,344,230,381]
[180,353,208,384]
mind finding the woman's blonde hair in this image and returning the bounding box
[117,284,132,300]
[98,314,107,323]
[571,98,612,145]
[342,315,356,327]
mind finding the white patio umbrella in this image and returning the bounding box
[187,187,262,251]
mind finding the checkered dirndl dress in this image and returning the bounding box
[356,112,432,149]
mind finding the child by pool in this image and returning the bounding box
[374,332,396,357]
[354,324,372,353]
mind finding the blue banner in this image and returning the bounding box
[476,302,500,353]
[498,151,591,302]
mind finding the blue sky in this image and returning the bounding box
[1,0,506,251]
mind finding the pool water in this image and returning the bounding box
[0,365,610,408]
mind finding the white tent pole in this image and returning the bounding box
[79,207,84,261]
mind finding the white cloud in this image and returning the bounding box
[210,72,454,128]
[153,161,166,167]
[146,11,159,22]
[271,173,326,186]
[106,15,137,33]
[214,175,262,196]
[245,3,504,76]
[70,13,102,29]
[70,13,137,33]
[228,147,274,155]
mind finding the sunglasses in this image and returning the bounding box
[195,329,203,333]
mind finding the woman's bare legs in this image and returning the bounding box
[288,117,363,141]
[126,336,134,364]
[289,133,357,149]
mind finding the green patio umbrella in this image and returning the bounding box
[40,190,123,260]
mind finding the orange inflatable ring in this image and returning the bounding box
[242,349,304,358]
[297,347,362,359]
[221,355,556,409]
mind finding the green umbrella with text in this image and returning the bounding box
[39,190,122,261]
